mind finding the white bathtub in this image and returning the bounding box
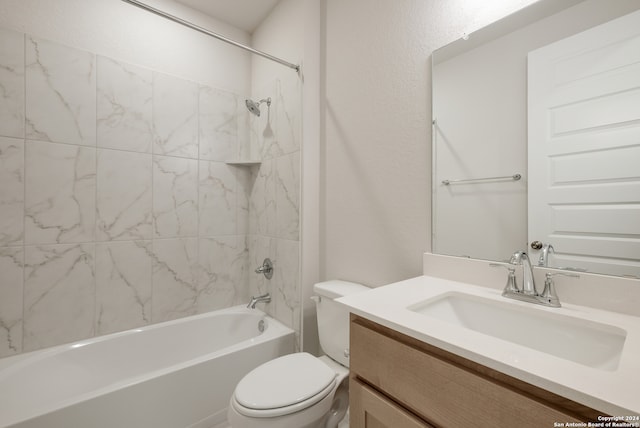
[0,306,295,428]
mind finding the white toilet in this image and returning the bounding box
[227,280,369,428]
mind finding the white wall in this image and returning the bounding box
[321,0,538,287]
[0,0,251,92]
[299,0,323,355]
[251,0,304,93]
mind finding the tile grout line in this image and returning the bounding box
[21,31,27,355]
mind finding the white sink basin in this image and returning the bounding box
[408,292,627,371]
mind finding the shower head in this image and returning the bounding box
[245,97,271,117]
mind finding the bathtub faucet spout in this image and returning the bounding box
[247,293,271,309]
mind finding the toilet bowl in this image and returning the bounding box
[227,354,349,428]
[227,280,369,428]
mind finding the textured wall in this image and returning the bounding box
[321,0,538,287]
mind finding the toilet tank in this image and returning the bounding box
[313,280,369,367]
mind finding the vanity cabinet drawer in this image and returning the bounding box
[350,315,589,428]
[350,378,433,428]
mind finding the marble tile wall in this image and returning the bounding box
[247,76,302,349]
[0,27,304,358]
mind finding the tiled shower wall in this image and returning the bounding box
[0,26,301,357]
[247,76,302,348]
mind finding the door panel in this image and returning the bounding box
[528,9,640,277]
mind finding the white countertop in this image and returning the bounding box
[337,275,640,417]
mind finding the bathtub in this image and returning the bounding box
[0,306,294,428]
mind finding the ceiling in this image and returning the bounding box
[174,0,281,33]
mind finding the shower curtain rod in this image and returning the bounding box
[121,0,301,73]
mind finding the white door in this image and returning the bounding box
[528,9,640,277]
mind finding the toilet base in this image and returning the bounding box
[227,389,333,428]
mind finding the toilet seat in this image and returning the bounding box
[232,353,337,418]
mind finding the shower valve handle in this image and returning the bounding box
[255,258,273,279]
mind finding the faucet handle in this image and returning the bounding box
[545,271,580,279]
[255,258,273,279]
[540,272,580,308]
[490,263,520,293]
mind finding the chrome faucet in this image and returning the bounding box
[491,251,580,308]
[247,293,271,309]
[510,251,537,295]
[538,244,554,267]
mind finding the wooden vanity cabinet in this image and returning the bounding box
[349,315,603,428]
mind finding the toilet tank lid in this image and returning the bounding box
[313,280,369,299]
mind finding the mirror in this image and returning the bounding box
[432,0,640,278]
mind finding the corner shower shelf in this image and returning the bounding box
[225,160,262,166]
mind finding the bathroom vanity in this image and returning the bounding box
[349,315,595,427]
[339,275,640,428]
